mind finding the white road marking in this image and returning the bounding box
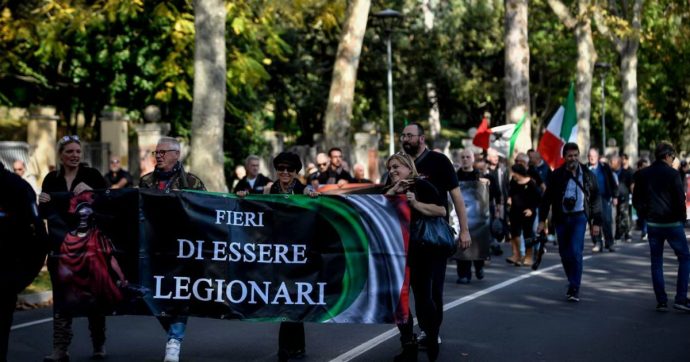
[10,317,52,330]
[331,256,593,362]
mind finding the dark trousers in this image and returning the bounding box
[52,313,106,352]
[398,247,448,342]
[1,293,17,362]
[615,200,631,240]
[278,322,305,352]
[456,260,485,280]
[593,198,614,247]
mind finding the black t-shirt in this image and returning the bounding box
[42,165,107,193]
[414,149,458,211]
[410,178,444,223]
[104,169,133,188]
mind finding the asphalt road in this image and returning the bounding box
[9,231,690,362]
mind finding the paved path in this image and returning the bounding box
[9,232,690,362]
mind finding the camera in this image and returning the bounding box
[563,196,576,211]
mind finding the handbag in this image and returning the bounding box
[411,216,457,256]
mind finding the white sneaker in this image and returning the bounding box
[164,339,181,362]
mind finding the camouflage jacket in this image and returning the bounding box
[139,166,206,191]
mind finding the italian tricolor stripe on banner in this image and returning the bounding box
[537,83,578,169]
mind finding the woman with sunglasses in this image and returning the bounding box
[383,152,446,362]
[253,152,317,361]
[39,135,109,361]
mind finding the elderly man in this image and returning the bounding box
[139,137,205,362]
[588,147,619,252]
[352,163,372,183]
[233,155,270,195]
[12,159,40,194]
[454,149,497,284]
[104,156,132,189]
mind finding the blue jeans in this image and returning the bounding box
[648,225,690,304]
[556,212,587,291]
[167,318,187,341]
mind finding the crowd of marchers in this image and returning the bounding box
[2,127,689,362]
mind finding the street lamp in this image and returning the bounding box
[595,62,611,150]
[372,9,403,157]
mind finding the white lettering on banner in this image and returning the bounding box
[214,210,264,227]
[153,275,327,306]
[185,239,308,264]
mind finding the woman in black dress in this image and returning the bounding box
[506,163,541,266]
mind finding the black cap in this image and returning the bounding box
[272,152,302,172]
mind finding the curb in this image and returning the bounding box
[17,291,52,305]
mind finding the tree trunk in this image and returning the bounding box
[574,13,595,155]
[323,0,371,160]
[190,0,227,192]
[422,0,441,140]
[547,0,596,157]
[621,40,639,161]
[504,0,531,155]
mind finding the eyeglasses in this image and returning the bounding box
[400,133,419,141]
[151,149,178,157]
[276,166,296,173]
[317,162,328,167]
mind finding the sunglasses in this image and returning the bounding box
[276,166,296,173]
[58,135,80,146]
[317,162,328,167]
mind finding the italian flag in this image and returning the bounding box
[537,83,578,169]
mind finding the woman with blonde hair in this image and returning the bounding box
[384,152,447,361]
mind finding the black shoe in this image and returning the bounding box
[426,338,439,362]
[416,332,442,351]
[567,291,580,302]
[456,277,470,284]
[656,302,668,312]
[278,348,305,361]
[673,301,690,312]
[394,341,418,362]
[475,268,484,280]
[606,246,616,252]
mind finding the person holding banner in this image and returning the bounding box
[257,151,318,361]
[139,136,205,362]
[384,152,447,362]
[39,135,109,361]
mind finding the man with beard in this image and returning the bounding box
[538,143,602,302]
[399,122,471,350]
[139,136,205,362]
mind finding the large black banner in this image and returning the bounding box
[43,189,411,324]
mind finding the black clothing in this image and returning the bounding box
[540,163,602,226]
[42,165,107,193]
[408,178,444,224]
[488,165,510,208]
[457,169,501,206]
[271,179,307,356]
[1,164,47,361]
[316,168,353,185]
[508,179,540,238]
[633,160,686,224]
[533,162,552,188]
[233,174,271,194]
[616,167,634,201]
[352,177,372,184]
[414,149,459,213]
[104,169,132,188]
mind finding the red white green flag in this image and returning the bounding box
[537,83,578,169]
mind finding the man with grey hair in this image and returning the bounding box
[233,155,270,195]
[139,136,205,362]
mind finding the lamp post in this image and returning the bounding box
[372,9,403,157]
[595,62,611,150]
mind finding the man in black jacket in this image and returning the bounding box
[632,142,690,312]
[1,162,47,361]
[587,147,618,252]
[538,143,602,302]
[233,155,270,195]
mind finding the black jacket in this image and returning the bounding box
[233,173,271,194]
[632,160,687,224]
[540,163,602,226]
[589,162,618,200]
